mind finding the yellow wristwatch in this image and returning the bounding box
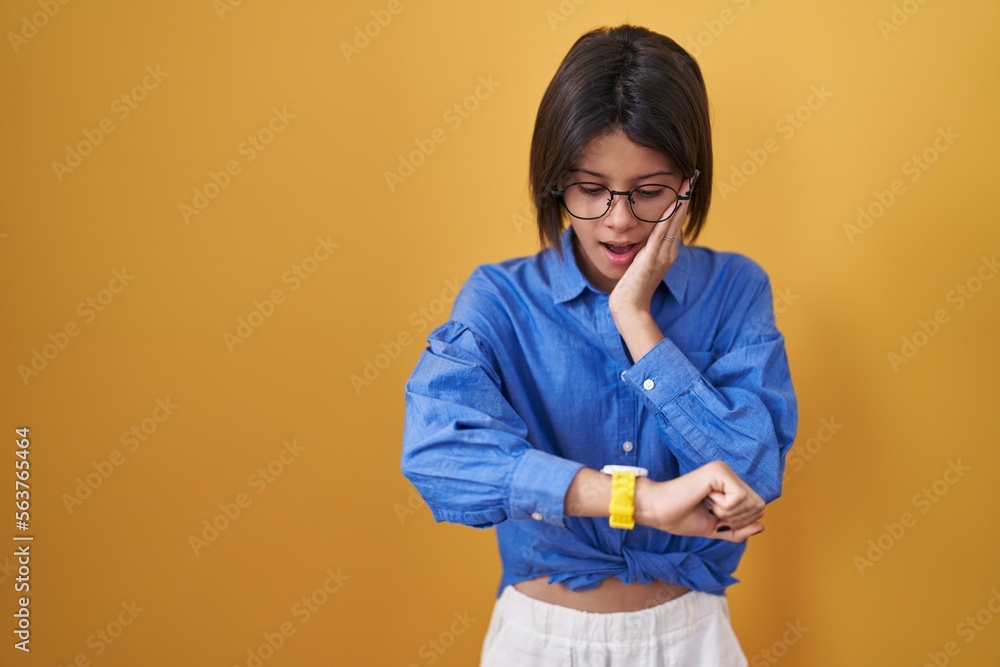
[601,465,648,530]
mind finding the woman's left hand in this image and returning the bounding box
[608,174,696,320]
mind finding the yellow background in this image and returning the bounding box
[2,0,999,664]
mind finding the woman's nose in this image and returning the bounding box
[604,193,638,232]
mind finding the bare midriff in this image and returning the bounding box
[513,576,690,613]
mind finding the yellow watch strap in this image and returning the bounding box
[608,469,637,530]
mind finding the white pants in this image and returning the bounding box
[480,585,748,666]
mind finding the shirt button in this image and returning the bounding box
[642,379,655,391]
[531,511,544,521]
[622,441,634,453]
[620,371,627,381]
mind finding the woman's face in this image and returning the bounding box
[562,128,683,293]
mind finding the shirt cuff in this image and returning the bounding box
[623,336,703,411]
[509,448,585,527]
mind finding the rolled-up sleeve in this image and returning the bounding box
[402,321,585,528]
[622,270,798,503]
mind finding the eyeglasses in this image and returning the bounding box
[551,169,700,224]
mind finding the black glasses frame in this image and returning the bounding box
[551,169,700,224]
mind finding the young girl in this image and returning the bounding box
[402,24,797,666]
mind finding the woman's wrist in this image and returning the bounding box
[565,468,651,525]
[613,309,664,362]
[563,467,612,517]
[633,476,658,527]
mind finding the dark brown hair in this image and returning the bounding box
[529,24,713,249]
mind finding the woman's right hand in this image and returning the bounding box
[635,461,766,542]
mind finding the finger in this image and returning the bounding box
[665,196,688,237]
[705,494,764,528]
[727,500,766,528]
[704,493,730,518]
[645,221,676,255]
[730,521,765,542]
[706,489,742,514]
[649,213,683,260]
[714,521,764,543]
[656,177,694,247]
[708,487,762,515]
[659,216,683,251]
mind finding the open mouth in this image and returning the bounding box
[601,242,639,265]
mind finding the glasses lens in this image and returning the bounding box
[560,183,680,222]
[561,183,611,219]
[629,185,679,222]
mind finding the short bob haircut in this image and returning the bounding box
[530,24,713,250]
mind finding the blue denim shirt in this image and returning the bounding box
[402,227,797,596]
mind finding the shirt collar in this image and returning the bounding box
[548,227,691,305]
[549,228,590,304]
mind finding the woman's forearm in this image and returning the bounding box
[564,462,764,540]
[612,309,665,363]
[563,467,612,517]
[563,467,658,520]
